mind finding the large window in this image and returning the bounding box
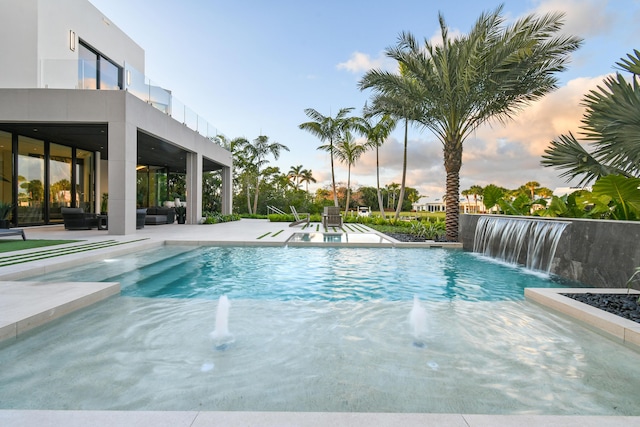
[137,166,168,207]
[76,149,94,212]
[0,131,12,222]
[49,143,72,222]
[17,136,45,224]
[78,41,122,90]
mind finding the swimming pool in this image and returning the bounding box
[2,246,640,414]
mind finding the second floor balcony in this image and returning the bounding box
[38,58,226,146]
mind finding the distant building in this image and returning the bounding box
[412,195,486,213]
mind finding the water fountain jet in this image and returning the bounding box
[210,295,234,350]
[409,295,427,347]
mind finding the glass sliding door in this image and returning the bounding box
[0,131,13,225]
[49,143,72,222]
[17,136,45,225]
[137,166,168,207]
[78,43,97,89]
[76,149,94,212]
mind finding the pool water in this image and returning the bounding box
[111,246,569,301]
[2,246,640,414]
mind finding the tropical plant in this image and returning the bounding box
[482,184,505,212]
[288,164,304,189]
[363,63,421,220]
[576,175,640,220]
[300,107,356,207]
[542,49,640,184]
[356,113,397,217]
[334,131,367,215]
[300,169,317,194]
[243,135,289,214]
[359,6,582,240]
[0,202,13,220]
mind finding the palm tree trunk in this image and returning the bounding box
[245,181,252,214]
[444,141,462,242]
[394,118,409,220]
[376,146,385,217]
[330,140,339,207]
[344,165,351,217]
[253,176,260,214]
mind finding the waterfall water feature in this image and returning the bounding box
[473,216,569,273]
[210,295,234,350]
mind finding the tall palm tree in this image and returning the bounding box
[299,107,355,207]
[288,164,304,189]
[365,64,422,220]
[334,131,367,216]
[300,169,317,194]
[359,6,581,241]
[243,135,289,214]
[230,137,253,213]
[467,184,484,212]
[525,181,541,200]
[542,50,640,184]
[356,113,397,217]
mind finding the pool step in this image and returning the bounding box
[0,239,149,267]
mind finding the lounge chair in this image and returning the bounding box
[289,206,310,227]
[322,206,342,229]
[0,228,26,240]
[61,207,99,230]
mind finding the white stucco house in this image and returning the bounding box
[0,0,232,234]
[412,195,486,214]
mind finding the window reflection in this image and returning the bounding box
[0,131,12,223]
[18,136,45,224]
[49,143,72,222]
[76,149,94,212]
[78,41,121,90]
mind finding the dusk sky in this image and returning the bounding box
[89,0,640,198]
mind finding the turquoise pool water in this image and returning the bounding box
[3,245,640,415]
[106,246,570,301]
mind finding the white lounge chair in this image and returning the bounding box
[289,206,310,227]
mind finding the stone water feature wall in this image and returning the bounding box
[459,214,640,290]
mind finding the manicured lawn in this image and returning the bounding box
[0,240,80,253]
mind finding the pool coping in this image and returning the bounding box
[525,287,640,351]
[1,410,640,427]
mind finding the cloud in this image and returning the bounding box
[336,51,395,74]
[529,0,616,37]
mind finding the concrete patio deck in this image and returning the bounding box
[0,220,638,426]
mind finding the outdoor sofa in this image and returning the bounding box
[144,206,176,225]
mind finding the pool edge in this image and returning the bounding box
[525,287,640,352]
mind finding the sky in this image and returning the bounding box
[89,0,640,199]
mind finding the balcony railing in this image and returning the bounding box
[39,59,227,145]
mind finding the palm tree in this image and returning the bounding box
[386,182,400,210]
[243,135,289,214]
[299,107,355,207]
[288,164,304,189]
[334,131,367,216]
[542,50,640,184]
[300,169,317,194]
[525,181,541,200]
[364,64,422,220]
[467,185,484,212]
[230,137,253,213]
[359,6,582,241]
[356,113,397,217]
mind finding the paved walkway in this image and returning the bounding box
[0,220,637,427]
